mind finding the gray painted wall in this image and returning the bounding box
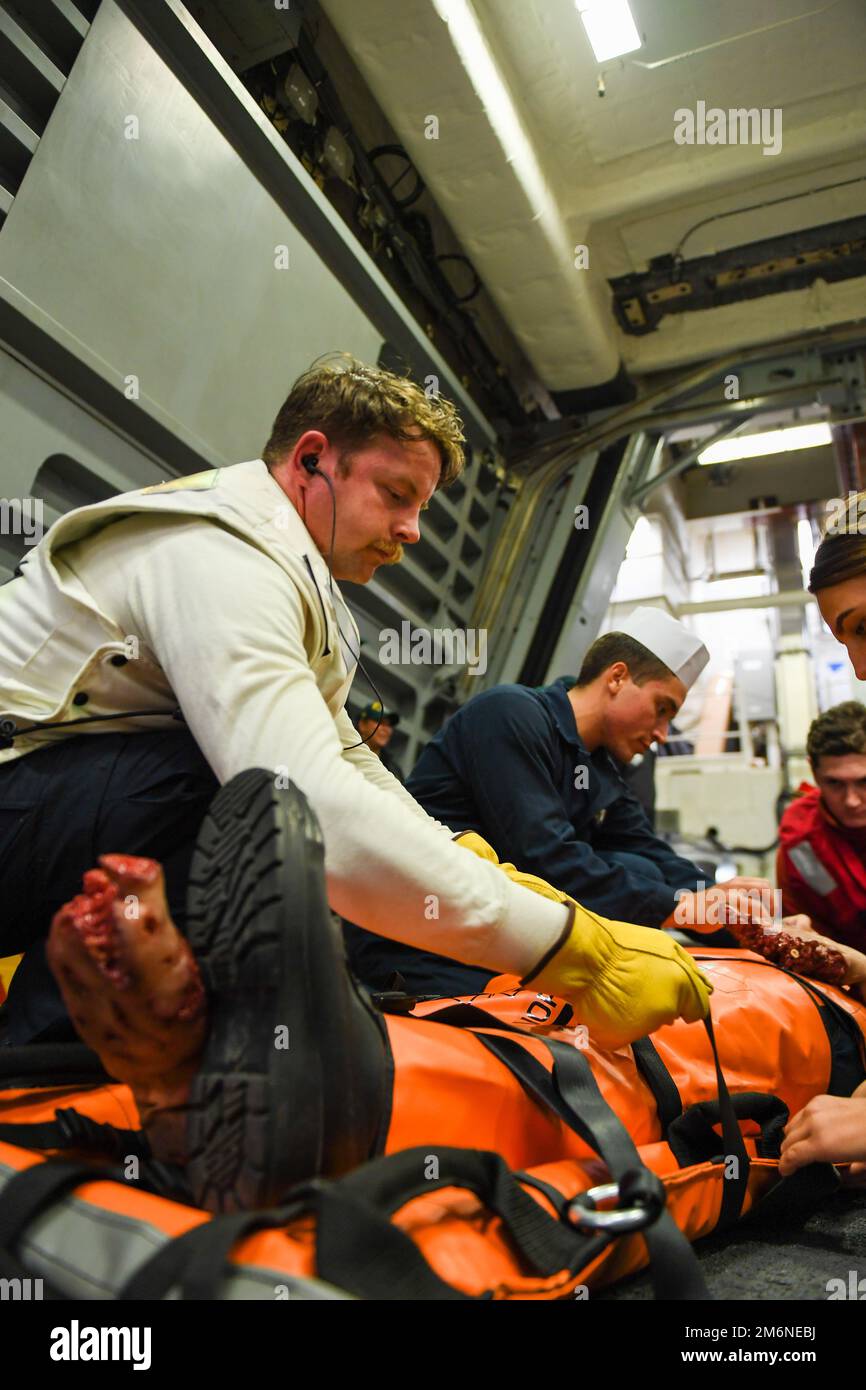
[0,0,384,465]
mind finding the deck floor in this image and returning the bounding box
[599,1188,866,1299]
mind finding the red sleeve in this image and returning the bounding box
[776,845,835,934]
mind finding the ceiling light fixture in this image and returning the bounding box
[698,422,833,465]
[430,0,560,241]
[576,0,642,63]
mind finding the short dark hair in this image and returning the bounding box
[575,631,674,687]
[261,352,465,489]
[807,700,866,768]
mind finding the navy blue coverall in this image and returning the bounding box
[344,677,705,995]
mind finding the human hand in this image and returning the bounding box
[664,878,776,934]
[779,1085,866,1176]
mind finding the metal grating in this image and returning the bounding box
[341,446,506,774]
[0,0,92,226]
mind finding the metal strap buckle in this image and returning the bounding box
[567,1179,663,1235]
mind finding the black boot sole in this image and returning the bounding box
[182,769,388,1214]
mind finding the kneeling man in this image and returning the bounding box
[347,608,773,992]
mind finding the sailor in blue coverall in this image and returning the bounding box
[345,609,723,995]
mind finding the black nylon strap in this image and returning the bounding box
[667,1092,789,1168]
[315,1184,473,1300]
[513,1170,570,1218]
[480,1031,711,1300]
[315,1145,606,1295]
[0,1159,119,1248]
[410,1002,536,1031]
[0,1120,84,1150]
[125,1178,488,1302]
[0,1110,144,1159]
[119,1205,303,1300]
[701,1013,750,1229]
[477,1033,608,1152]
[327,1146,601,1283]
[121,1147,601,1302]
[631,1035,683,1136]
[0,1043,108,1092]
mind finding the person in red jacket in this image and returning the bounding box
[781,511,866,1178]
[777,700,866,954]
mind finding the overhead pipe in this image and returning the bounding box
[676,590,815,615]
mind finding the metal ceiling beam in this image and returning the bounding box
[627,420,755,509]
[476,320,866,639]
[677,590,814,615]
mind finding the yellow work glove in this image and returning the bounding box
[455,831,570,903]
[455,831,712,1049]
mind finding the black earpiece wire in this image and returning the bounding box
[301,453,387,753]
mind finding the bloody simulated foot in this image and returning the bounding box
[46,854,207,1164]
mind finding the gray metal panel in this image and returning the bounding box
[0,345,170,575]
[544,436,650,680]
[734,651,777,721]
[485,460,595,687]
[0,0,495,464]
[0,0,384,464]
[117,0,495,450]
[0,6,65,132]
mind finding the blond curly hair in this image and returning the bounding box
[262,352,465,489]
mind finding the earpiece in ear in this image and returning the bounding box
[301,453,320,475]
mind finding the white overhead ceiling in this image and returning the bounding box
[319,0,866,392]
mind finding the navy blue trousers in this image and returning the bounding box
[0,730,219,1044]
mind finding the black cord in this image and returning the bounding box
[706,826,780,858]
[0,707,185,749]
[673,174,866,263]
[307,466,388,753]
